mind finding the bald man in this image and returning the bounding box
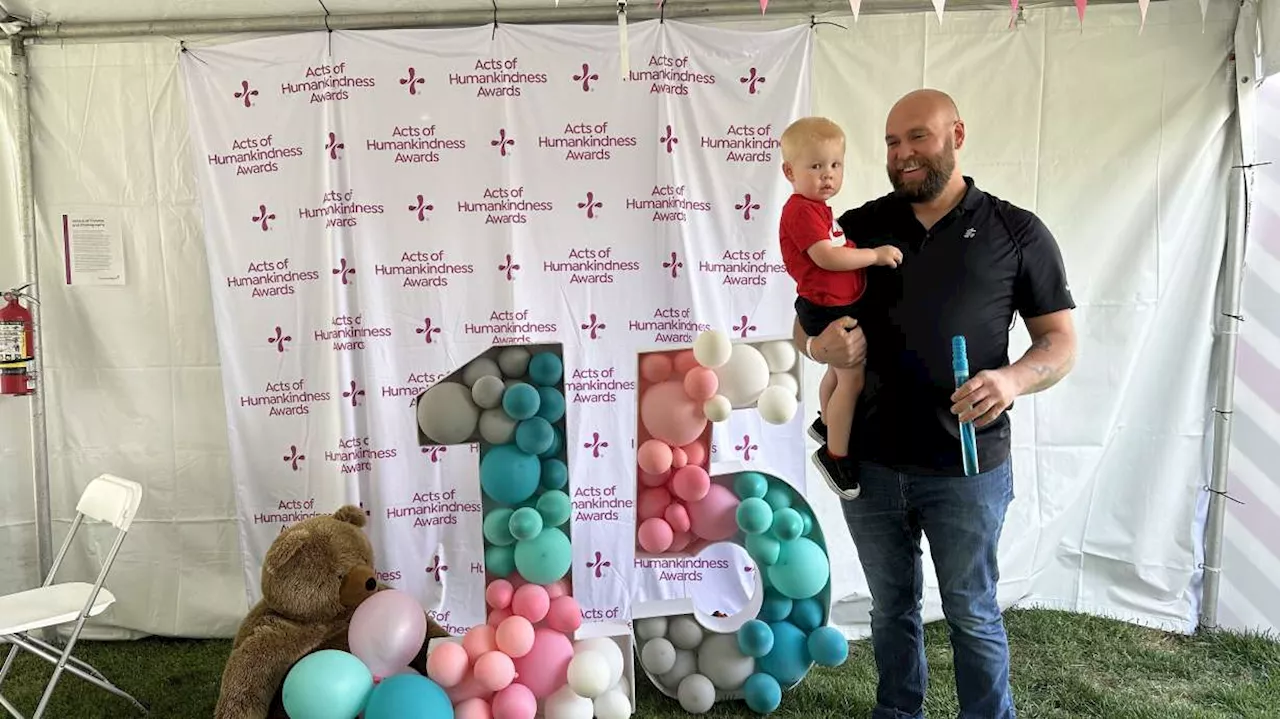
[794,89,1076,718]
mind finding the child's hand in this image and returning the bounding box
[874,246,903,267]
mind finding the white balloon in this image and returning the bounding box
[567,650,612,698]
[667,616,704,650]
[640,637,677,675]
[462,357,502,387]
[575,637,624,688]
[758,385,799,425]
[692,330,732,368]
[703,395,732,423]
[696,634,755,691]
[594,687,633,719]
[677,673,716,714]
[711,343,771,408]
[544,684,595,719]
[757,340,797,373]
[635,616,668,641]
[659,648,697,690]
[768,371,799,398]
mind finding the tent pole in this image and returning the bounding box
[8,36,53,595]
[1200,0,1258,632]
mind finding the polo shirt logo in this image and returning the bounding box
[831,220,846,247]
[963,227,976,239]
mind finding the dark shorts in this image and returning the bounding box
[795,296,862,337]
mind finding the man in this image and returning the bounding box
[794,89,1076,719]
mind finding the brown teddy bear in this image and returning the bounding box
[214,505,451,719]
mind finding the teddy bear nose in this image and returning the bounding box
[365,578,376,591]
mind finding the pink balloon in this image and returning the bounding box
[474,650,517,692]
[488,607,513,628]
[511,583,550,623]
[426,641,469,688]
[545,579,569,599]
[640,353,674,383]
[638,517,675,553]
[671,465,711,502]
[486,580,515,610]
[639,470,671,488]
[545,595,583,633]
[463,624,498,662]
[673,350,699,375]
[640,380,708,446]
[495,615,536,658]
[492,681,537,719]
[687,483,741,541]
[637,439,674,475]
[665,503,691,534]
[683,367,719,401]
[447,670,496,704]
[347,589,428,680]
[669,530,693,552]
[510,627,574,698]
[670,446,688,469]
[638,487,671,520]
[455,697,493,719]
[681,441,707,467]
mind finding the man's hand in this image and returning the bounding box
[874,246,903,267]
[950,368,1018,428]
[810,317,866,368]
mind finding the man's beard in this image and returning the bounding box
[887,142,955,202]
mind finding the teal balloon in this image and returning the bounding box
[539,426,564,460]
[502,383,540,420]
[528,352,563,385]
[770,508,803,542]
[734,472,769,499]
[480,444,540,505]
[362,673,454,719]
[281,649,373,719]
[485,544,515,578]
[540,458,568,490]
[515,417,555,455]
[757,621,810,687]
[509,507,544,541]
[514,526,572,584]
[743,672,783,714]
[766,537,829,600]
[737,619,774,658]
[788,598,823,633]
[763,485,793,511]
[536,387,566,422]
[797,509,814,537]
[746,533,781,566]
[759,592,792,623]
[737,497,773,535]
[807,626,849,667]
[536,490,572,527]
[482,508,516,546]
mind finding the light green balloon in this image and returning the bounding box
[536,490,572,527]
[514,526,571,584]
[509,507,544,541]
[483,508,516,546]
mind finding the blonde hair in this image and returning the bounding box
[780,117,845,164]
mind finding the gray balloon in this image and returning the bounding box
[416,382,480,445]
[498,347,531,378]
[479,408,517,445]
[472,375,506,409]
[462,357,502,387]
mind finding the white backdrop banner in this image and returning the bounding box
[180,21,812,633]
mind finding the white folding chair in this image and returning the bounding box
[0,473,147,718]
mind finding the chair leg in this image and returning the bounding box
[0,643,19,689]
[19,635,105,682]
[6,634,146,716]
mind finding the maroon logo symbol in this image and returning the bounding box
[268,326,292,352]
[325,132,345,160]
[740,67,766,94]
[252,205,275,231]
[359,501,372,518]
[421,446,448,463]
[416,317,442,344]
[409,195,434,222]
[333,258,356,284]
[426,554,448,582]
[663,251,684,278]
[400,67,425,95]
[736,193,761,220]
[587,551,612,577]
[584,432,609,458]
[574,63,599,92]
[735,434,758,461]
[234,80,259,108]
[491,128,515,156]
[581,313,605,339]
[282,445,306,471]
[734,314,757,337]
[499,254,520,281]
[343,380,365,407]
[659,125,679,153]
[578,192,603,219]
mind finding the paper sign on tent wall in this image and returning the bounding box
[57,208,125,286]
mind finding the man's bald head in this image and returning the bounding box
[884,88,966,203]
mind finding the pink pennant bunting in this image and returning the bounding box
[849,0,861,21]
[1008,0,1019,29]
[1138,0,1149,32]
[1075,0,1087,23]
[760,0,768,12]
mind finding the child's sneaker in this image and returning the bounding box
[811,447,861,500]
[807,415,827,444]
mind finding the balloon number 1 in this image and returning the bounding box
[416,342,632,719]
[631,330,849,714]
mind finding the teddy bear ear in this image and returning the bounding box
[333,505,367,528]
[266,527,311,572]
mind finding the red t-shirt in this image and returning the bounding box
[779,193,866,306]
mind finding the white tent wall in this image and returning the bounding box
[8,0,1241,639]
[0,47,38,600]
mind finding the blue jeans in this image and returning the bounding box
[840,459,1016,719]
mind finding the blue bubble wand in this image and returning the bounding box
[952,336,980,477]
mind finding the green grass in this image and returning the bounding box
[0,609,1275,718]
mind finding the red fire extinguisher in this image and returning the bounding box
[0,284,35,397]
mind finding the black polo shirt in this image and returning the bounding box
[836,176,1074,476]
